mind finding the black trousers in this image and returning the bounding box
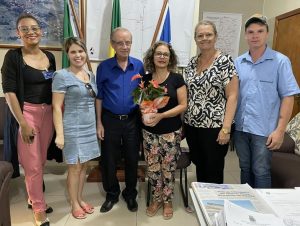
[184,124,229,184]
[100,110,140,201]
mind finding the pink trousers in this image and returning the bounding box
[17,102,54,213]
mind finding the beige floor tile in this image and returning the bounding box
[9,148,240,225]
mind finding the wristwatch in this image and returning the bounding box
[221,128,230,134]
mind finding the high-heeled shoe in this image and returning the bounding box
[35,217,50,226]
[28,201,53,214]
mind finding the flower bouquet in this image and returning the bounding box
[131,74,169,123]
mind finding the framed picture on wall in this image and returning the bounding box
[0,0,82,50]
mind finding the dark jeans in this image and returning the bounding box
[184,124,229,184]
[100,110,140,201]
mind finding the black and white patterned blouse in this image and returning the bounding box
[184,52,236,128]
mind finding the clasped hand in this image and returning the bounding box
[142,113,162,127]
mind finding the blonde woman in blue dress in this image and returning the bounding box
[52,37,100,219]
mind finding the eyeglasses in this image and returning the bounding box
[112,40,132,47]
[18,25,41,34]
[195,33,215,41]
[85,83,96,98]
[154,51,170,58]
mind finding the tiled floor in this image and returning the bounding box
[9,148,240,226]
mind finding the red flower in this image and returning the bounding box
[149,79,159,88]
[131,73,142,81]
[131,76,169,110]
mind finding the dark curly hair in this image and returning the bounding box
[143,41,178,73]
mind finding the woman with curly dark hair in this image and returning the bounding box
[142,41,187,219]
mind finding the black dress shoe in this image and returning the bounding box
[100,199,119,213]
[125,198,138,212]
[28,203,53,214]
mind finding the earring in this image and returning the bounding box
[17,36,21,39]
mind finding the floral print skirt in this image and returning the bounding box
[142,128,182,202]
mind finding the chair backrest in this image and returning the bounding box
[276,133,295,154]
[176,147,191,169]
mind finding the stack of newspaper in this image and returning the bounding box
[191,182,300,226]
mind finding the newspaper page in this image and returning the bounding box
[223,200,285,226]
[257,189,300,226]
[191,182,276,226]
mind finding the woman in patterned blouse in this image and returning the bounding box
[183,20,239,183]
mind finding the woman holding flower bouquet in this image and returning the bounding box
[140,41,187,220]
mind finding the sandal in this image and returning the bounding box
[146,201,163,217]
[81,203,94,214]
[72,208,87,219]
[163,202,173,220]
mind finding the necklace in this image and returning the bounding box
[153,71,170,84]
[197,50,218,74]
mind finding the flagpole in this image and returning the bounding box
[69,0,93,72]
[151,0,168,46]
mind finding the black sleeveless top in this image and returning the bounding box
[23,61,55,104]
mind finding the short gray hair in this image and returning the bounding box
[110,27,132,41]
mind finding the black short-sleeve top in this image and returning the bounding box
[142,72,186,134]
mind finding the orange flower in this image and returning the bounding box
[131,73,142,81]
[131,76,169,109]
[149,79,159,88]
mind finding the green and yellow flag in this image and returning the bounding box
[62,0,74,68]
[108,0,121,58]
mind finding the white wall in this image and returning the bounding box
[199,0,264,55]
